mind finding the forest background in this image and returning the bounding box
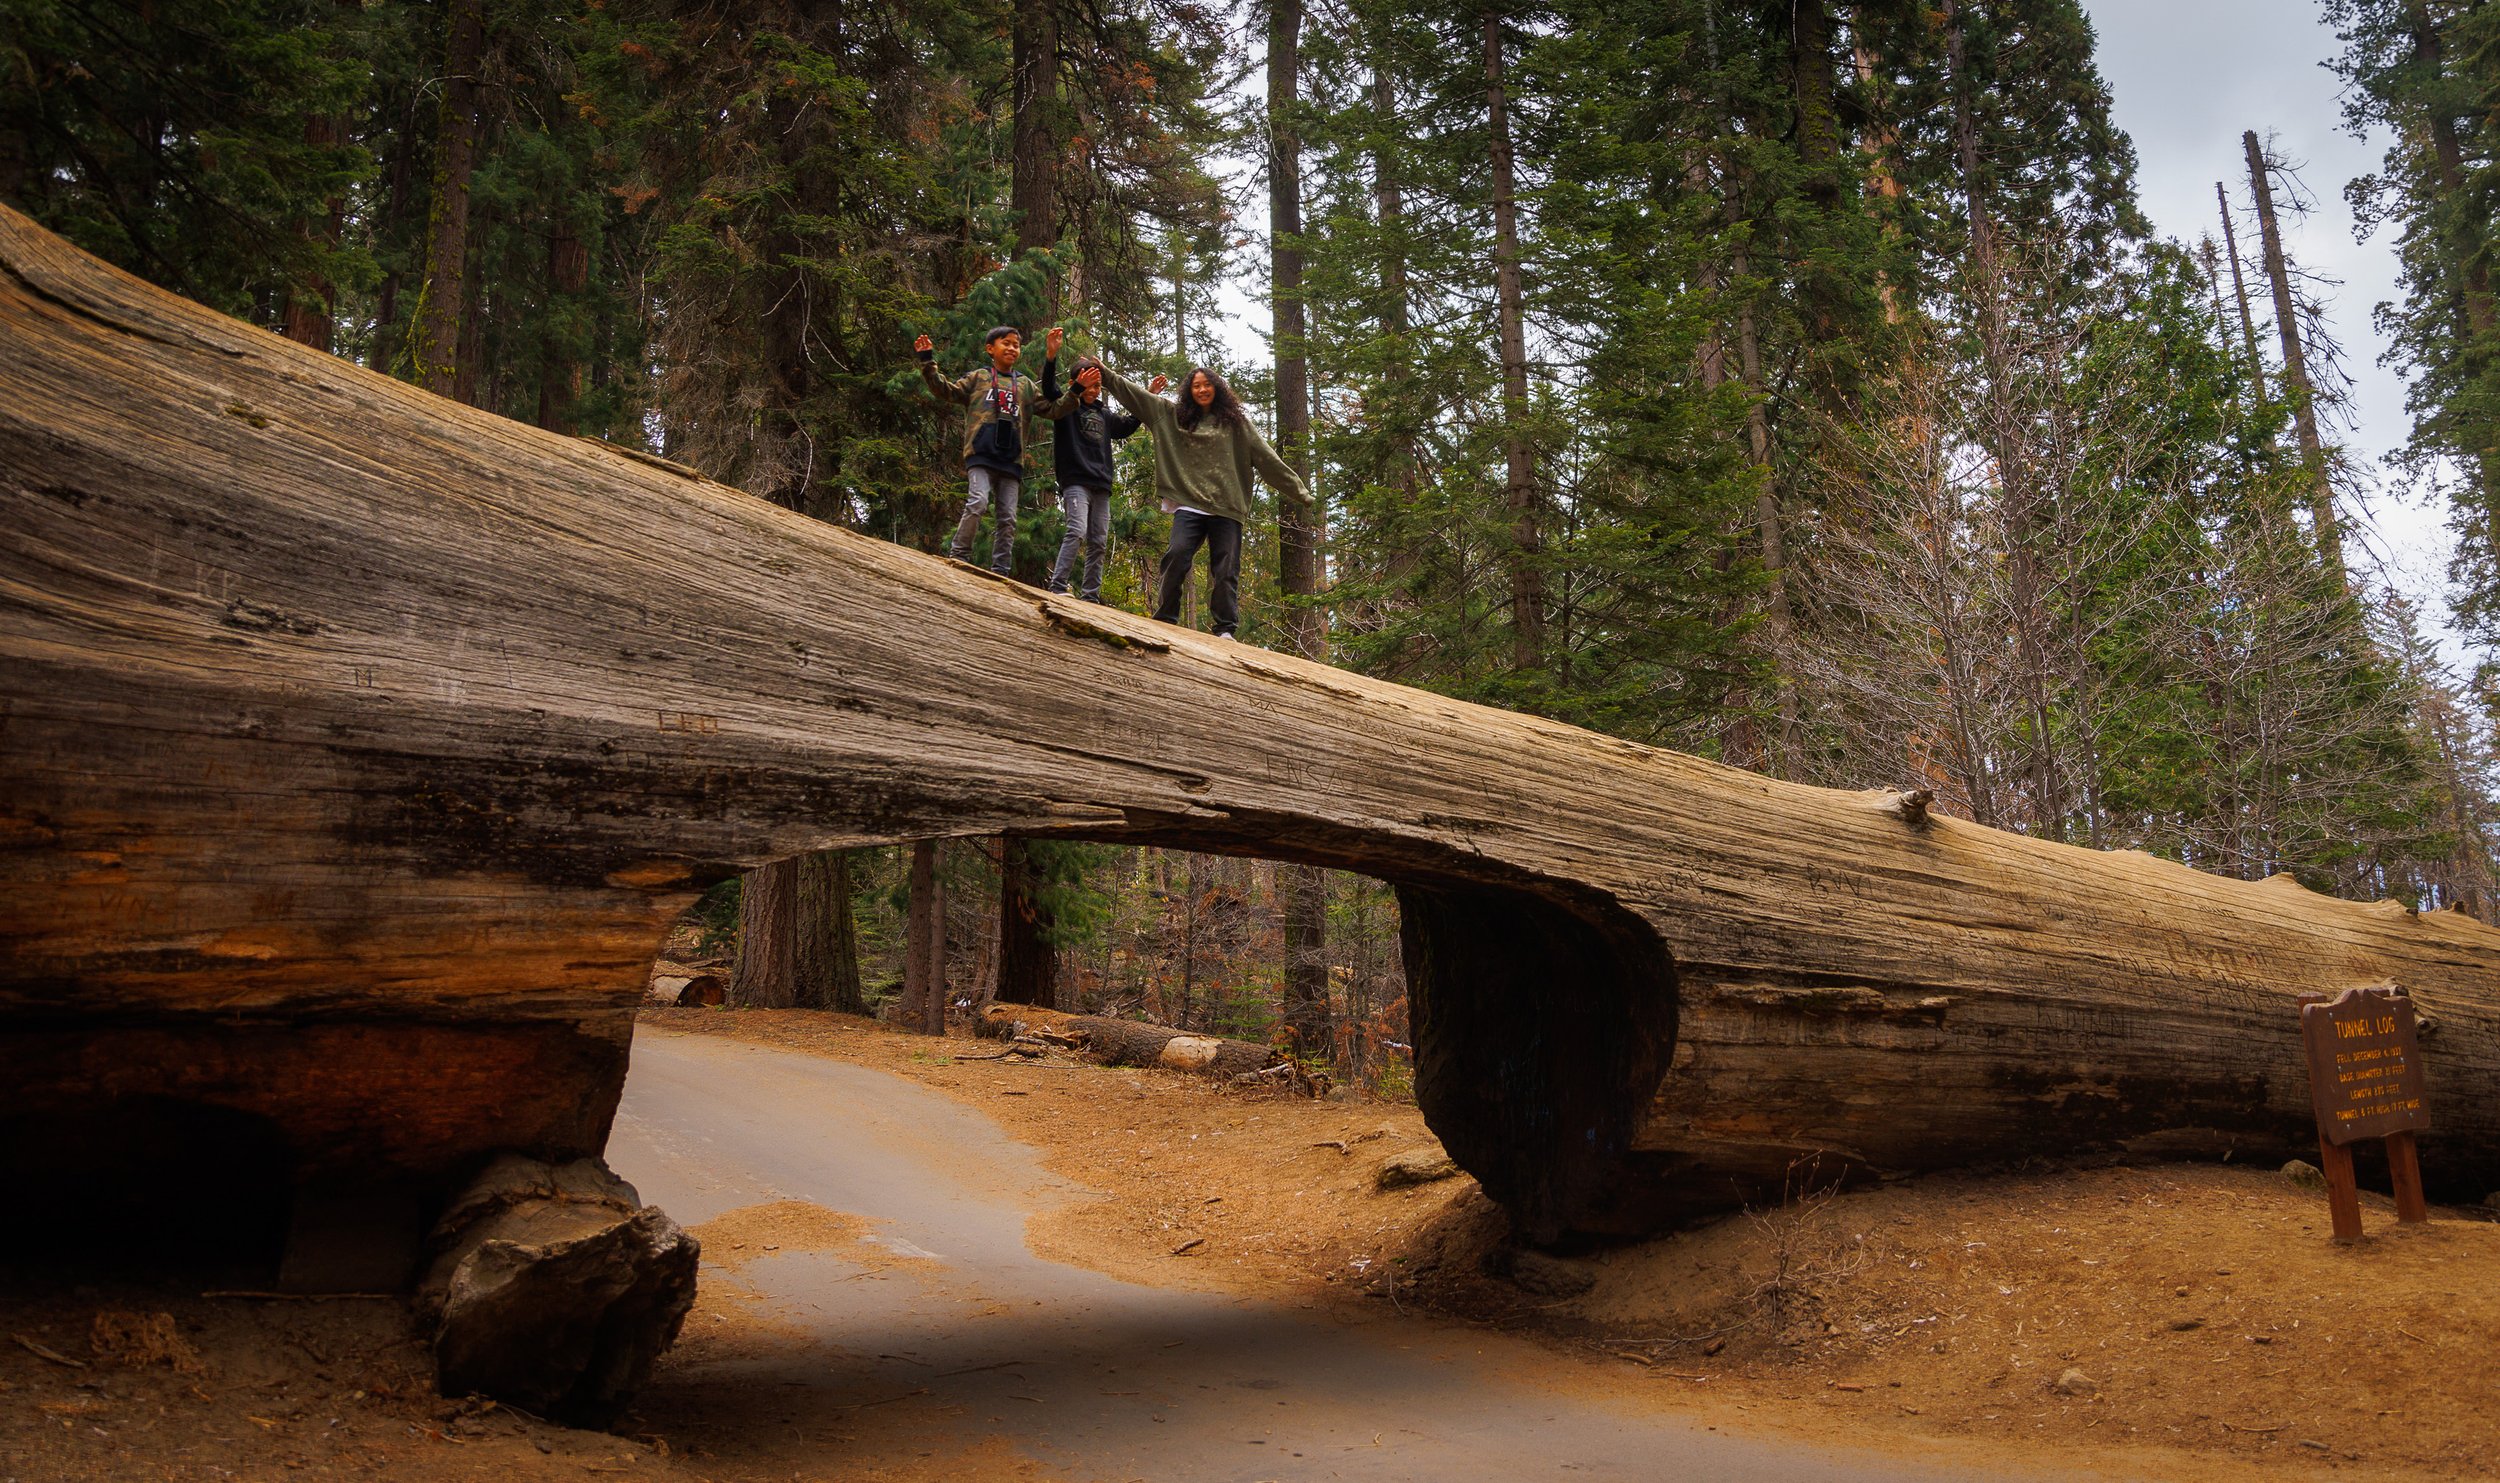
[7,0,2497,1090]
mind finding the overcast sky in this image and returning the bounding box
[2082,0,2459,643]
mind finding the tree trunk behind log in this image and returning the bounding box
[902,841,945,1034]
[729,852,859,1011]
[995,837,1054,1009]
[7,204,2500,1251]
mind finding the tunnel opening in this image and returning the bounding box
[634,826,1681,1247]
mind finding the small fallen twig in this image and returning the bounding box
[12,1334,84,1368]
[839,1387,930,1410]
[1170,1237,1206,1256]
[200,1291,396,1302]
[1622,1316,1758,1346]
[935,1358,1030,1378]
[2221,1421,2285,1434]
[960,1043,1047,1062]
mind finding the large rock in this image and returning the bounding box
[417,1155,698,1424]
[1376,1146,1462,1190]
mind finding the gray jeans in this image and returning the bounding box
[949,467,1021,573]
[1049,485,1110,600]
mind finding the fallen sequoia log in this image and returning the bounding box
[7,202,2500,1260]
[978,1004,1296,1082]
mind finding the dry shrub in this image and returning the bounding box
[90,1310,203,1372]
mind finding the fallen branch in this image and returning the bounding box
[934,1358,1029,1378]
[200,1290,398,1302]
[958,1042,1048,1063]
[12,1334,84,1368]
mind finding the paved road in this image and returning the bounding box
[608,1030,2028,1482]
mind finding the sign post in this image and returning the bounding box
[2298,985,2431,1241]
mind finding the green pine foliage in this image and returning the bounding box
[2330,0,2500,644]
[0,0,372,321]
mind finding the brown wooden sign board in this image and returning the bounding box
[2298,985,2431,1241]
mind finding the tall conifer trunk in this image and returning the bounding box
[281,114,343,351]
[995,838,1056,1009]
[2409,4,2496,342]
[821,853,865,1013]
[1730,242,1793,773]
[1001,4,1060,974]
[1270,0,1321,659]
[1483,8,1541,672]
[1011,2,1058,254]
[1789,0,1840,202]
[1370,60,1425,609]
[538,224,589,434]
[904,840,945,1033]
[2244,129,2347,584]
[730,852,862,1010]
[1852,37,1911,331]
[369,95,419,373]
[1269,0,1330,1060]
[2215,182,2273,407]
[412,0,485,398]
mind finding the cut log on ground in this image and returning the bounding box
[7,205,2500,1252]
[649,974,725,1008]
[978,1005,1281,1080]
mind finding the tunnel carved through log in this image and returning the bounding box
[8,202,2500,1262]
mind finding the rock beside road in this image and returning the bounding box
[418,1155,699,1424]
[1377,1147,1461,1190]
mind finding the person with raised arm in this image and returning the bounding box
[915,324,1042,577]
[1094,361,1308,641]
[1035,327,1142,603]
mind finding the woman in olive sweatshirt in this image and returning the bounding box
[1096,362,1309,640]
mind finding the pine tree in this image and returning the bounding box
[0,0,371,327]
[2330,0,2500,640]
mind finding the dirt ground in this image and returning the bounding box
[7,1005,2497,1481]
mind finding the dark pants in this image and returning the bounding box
[1154,509,1242,637]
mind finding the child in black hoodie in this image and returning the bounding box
[1036,326,1146,602]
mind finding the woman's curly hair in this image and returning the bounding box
[1174,365,1246,430]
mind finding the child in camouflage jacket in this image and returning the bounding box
[915,324,1044,575]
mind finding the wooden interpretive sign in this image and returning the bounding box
[2299,986,2432,1241]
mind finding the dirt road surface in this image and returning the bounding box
[610,1027,2020,1481]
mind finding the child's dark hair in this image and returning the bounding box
[1174,365,1245,429]
[983,325,1021,346]
[1070,354,1102,377]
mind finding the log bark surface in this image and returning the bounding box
[8,206,2500,1244]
